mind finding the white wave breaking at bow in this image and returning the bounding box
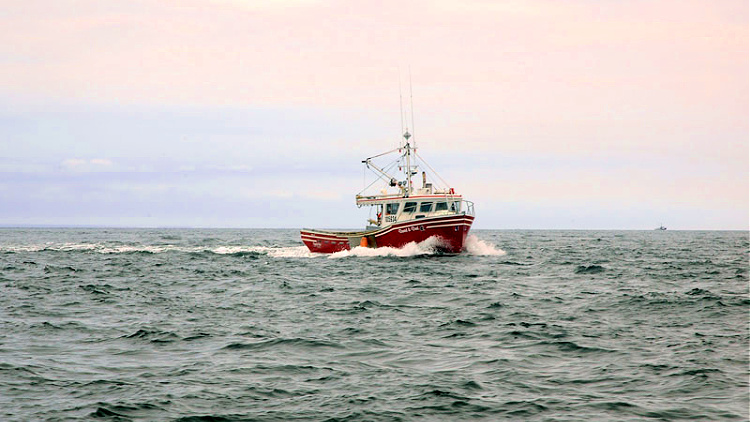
[329,235,505,258]
[464,235,506,256]
[329,236,445,258]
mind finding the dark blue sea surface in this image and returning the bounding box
[1,229,747,421]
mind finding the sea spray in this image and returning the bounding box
[329,236,444,258]
[463,234,506,256]
[329,235,505,258]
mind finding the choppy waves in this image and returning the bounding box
[0,229,747,421]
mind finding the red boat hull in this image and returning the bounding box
[300,214,474,254]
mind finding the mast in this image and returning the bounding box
[404,130,412,197]
[406,68,416,196]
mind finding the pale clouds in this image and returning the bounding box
[90,158,113,166]
[61,158,87,168]
[62,158,114,171]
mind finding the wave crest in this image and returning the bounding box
[464,235,506,256]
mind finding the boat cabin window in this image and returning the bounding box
[403,202,417,213]
[419,202,433,213]
[386,203,399,215]
[435,202,448,211]
[450,201,461,212]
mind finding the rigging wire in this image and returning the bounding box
[414,151,451,190]
[364,147,401,161]
[357,158,401,196]
[357,70,459,201]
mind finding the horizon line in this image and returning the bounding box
[0,225,747,232]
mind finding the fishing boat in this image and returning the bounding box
[300,129,475,254]
[655,225,667,231]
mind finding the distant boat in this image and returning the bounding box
[655,225,667,231]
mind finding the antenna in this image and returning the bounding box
[398,70,405,148]
[409,66,415,148]
[396,67,414,196]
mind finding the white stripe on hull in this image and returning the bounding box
[301,214,474,243]
[303,216,472,239]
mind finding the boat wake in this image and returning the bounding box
[0,243,316,257]
[0,235,504,258]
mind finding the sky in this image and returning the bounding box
[0,0,747,229]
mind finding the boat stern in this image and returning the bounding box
[300,230,351,253]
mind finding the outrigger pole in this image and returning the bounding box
[362,154,398,186]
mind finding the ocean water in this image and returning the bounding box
[0,228,747,421]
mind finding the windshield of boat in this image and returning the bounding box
[403,202,417,213]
